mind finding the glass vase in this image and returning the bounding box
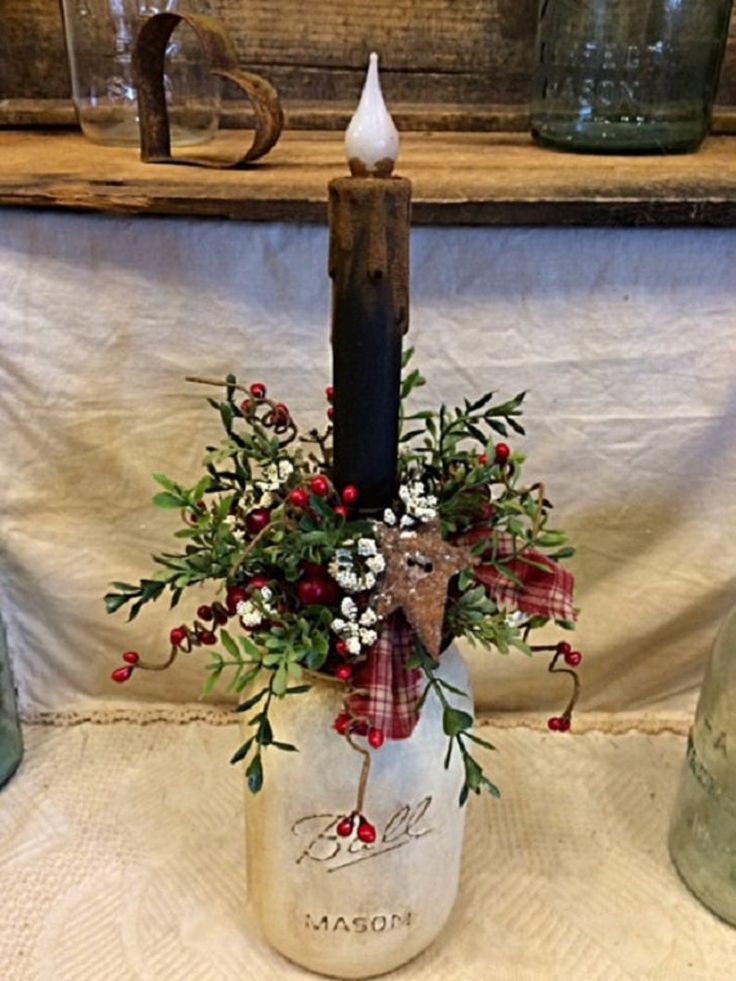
[243,645,470,978]
[669,606,736,924]
[60,0,220,147]
[0,614,23,788]
[531,0,734,153]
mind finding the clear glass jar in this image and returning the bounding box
[60,0,220,147]
[0,614,23,788]
[669,606,736,923]
[531,0,734,153]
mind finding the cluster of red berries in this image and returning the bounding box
[333,712,385,749]
[111,650,140,684]
[238,382,290,430]
[547,641,583,732]
[547,716,571,732]
[111,581,270,684]
[556,640,582,667]
[336,812,377,844]
[478,442,511,467]
[288,476,358,522]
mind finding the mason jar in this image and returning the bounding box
[669,606,736,923]
[0,613,22,788]
[531,0,734,153]
[60,0,220,147]
[243,645,471,978]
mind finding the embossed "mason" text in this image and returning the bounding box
[305,911,412,932]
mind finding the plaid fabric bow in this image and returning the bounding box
[349,611,423,740]
[459,527,576,623]
[350,528,576,741]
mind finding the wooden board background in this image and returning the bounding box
[2,0,736,128]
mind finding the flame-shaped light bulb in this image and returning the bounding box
[345,52,400,177]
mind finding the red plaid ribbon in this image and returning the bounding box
[349,611,423,740]
[460,528,576,623]
[351,529,575,741]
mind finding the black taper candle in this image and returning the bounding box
[329,176,411,513]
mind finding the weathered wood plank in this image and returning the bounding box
[3,0,736,122]
[3,129,736,228]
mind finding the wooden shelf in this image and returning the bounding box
[3,129,736,226]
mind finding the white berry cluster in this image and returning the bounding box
[237,586,276,628]
[328,536,386,594]
[253,458,294,507]
[330,596,380,655]
[396,479,438,527]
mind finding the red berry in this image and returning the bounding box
[334,505,349,519]
[197,605,213,622]
[199,631,217,646]
[565,650,583,667]
[289,488,310,509]
[326,386,335,402]
[112,665,133,684]
[368,727,384,749]
[310,475,330,498]
[334,713,351,735]
[357,820,376,844]
[297,580,321,606]
[170,626,188,648]
[246,508,270,535]
[341,485,359,506]
[352,721,369,736]
[247,577,270,593]
[556,641,572,656]
[335,664,353,682]
[239,398,251,414]
[336,640,349,657]
[547,716,562,732]
[297,578,339,607]
[558,716,571,732]
[336,816,354,838]
[495,442,511,463]
[250,382,266,399]
[274,402,289,421]
[122,650,139,665]
[227,586,248,615]
[478,453,489,466]
[327,407,335,421]
[301,561,326,578]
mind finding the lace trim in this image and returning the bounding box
[20,705,692,735]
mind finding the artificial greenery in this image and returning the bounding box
[107,350,577,808]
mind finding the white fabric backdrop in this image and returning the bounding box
[1,210,735,718]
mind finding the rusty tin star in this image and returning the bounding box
[375,520,476,659]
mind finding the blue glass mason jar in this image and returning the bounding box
[531,0,734,153]
[0,614,23,788]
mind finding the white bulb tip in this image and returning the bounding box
[345,52,400,177]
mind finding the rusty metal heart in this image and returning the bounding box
[132,13,283,168]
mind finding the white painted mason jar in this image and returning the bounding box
[243,645,471,978]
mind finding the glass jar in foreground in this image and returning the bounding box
[669,606,736,923]
[531,0,734,153]
[60,0,220,147]
[0,613,22,788]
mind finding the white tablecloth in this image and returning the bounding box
[2,717,735,980]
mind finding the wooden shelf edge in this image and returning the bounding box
[3,130,736,228]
